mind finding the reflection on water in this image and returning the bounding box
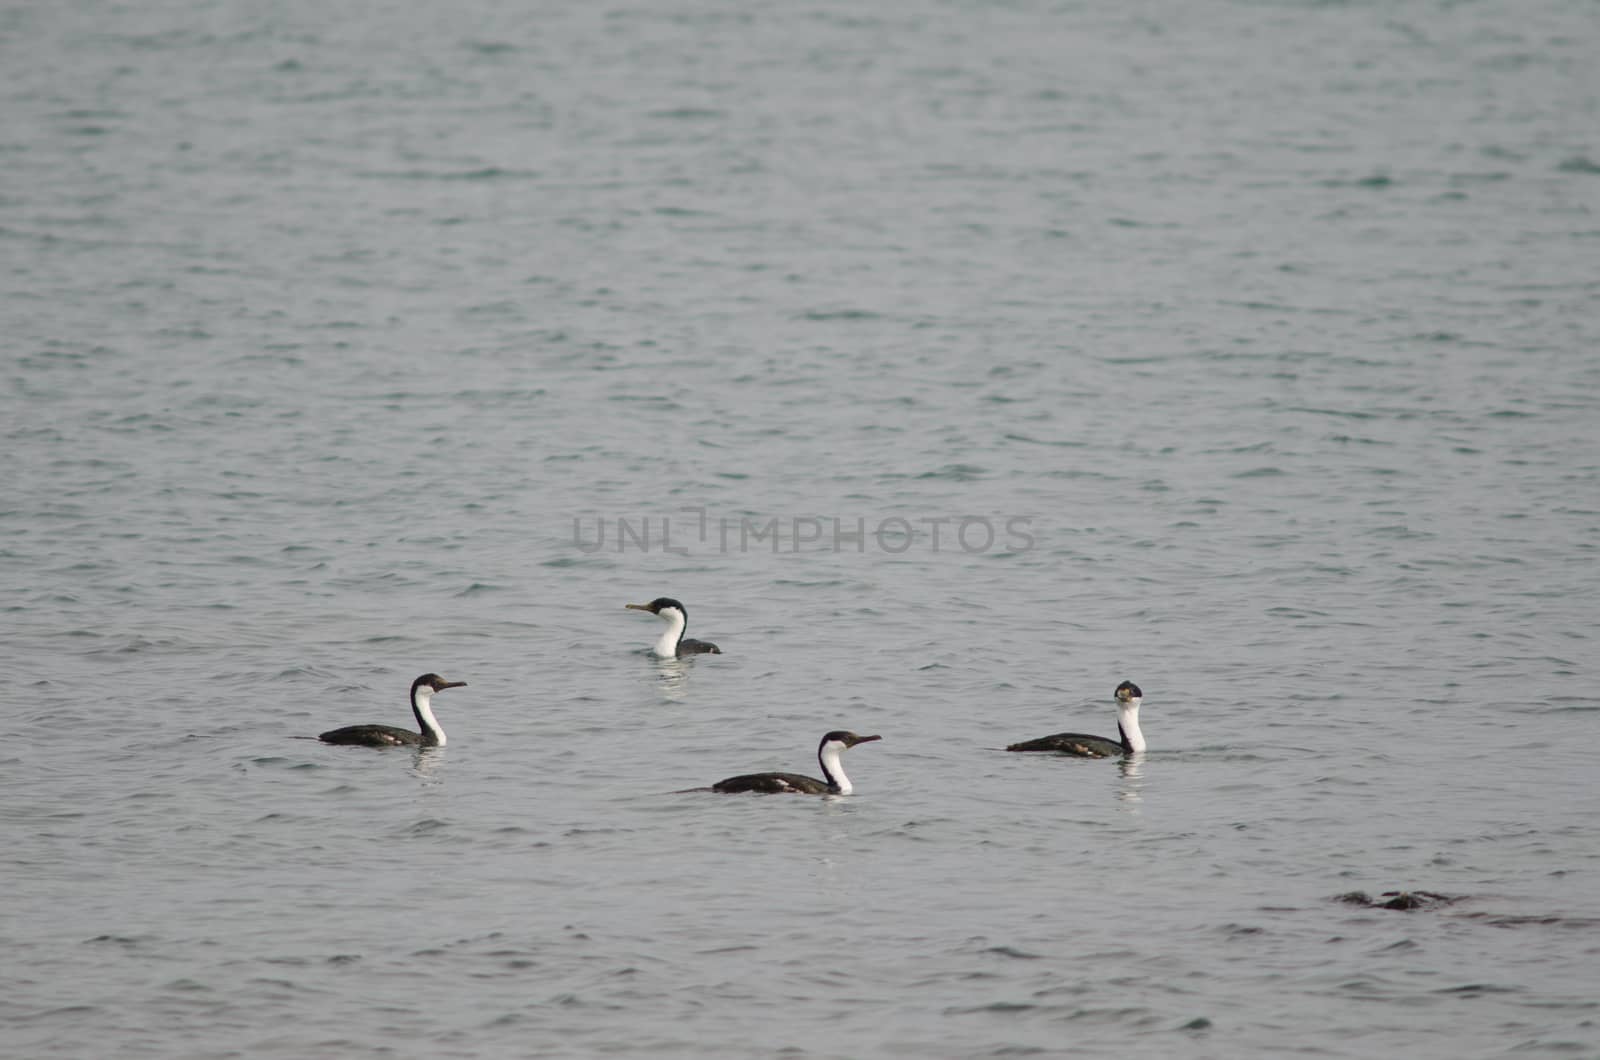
[410,746,446,784]
[653,657,690,701]
[1117,753,1144,810]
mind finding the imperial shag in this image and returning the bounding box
[710,731,881,795]
[625,597,722,657]
[318,673,467,748]
[1006,680,1146,757]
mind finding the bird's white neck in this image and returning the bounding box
[412,687,446,746]
[1118,698,1145,753]
[652,607,686,657]
[818,740,851,794]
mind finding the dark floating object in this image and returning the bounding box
[708,731,881,795]
[318,673,467,748]
[1335,890,1457,911]
[625,596,722,657]
[1006,680,1146,756]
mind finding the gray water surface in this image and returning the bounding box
[4,1,1599,1056]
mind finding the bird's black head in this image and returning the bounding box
[1114,680,1142,702]
[820,730,882,750]
[414,673,468,694]
[625,596,685,616]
